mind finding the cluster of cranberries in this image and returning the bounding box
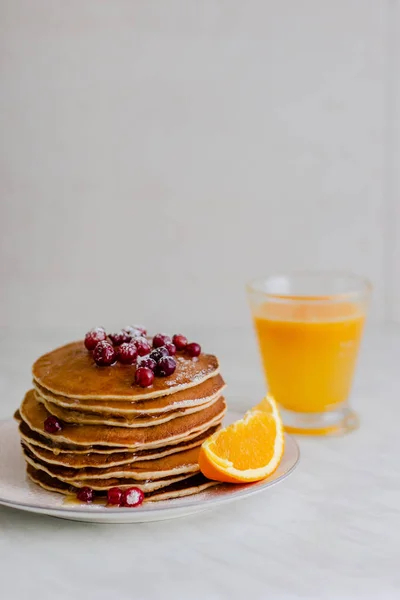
[84,325,149,367]
[76,485,145,507]
[42,327,201,436]
[84,326,201,389]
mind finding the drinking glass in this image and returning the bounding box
[247,272,371,435]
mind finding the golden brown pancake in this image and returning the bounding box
[38,393,218,428]
[22,445,200,480]
[19,419,220,459]
[145,476,219,502]
[27,465,219,501]
[24,452,194,491]
[22,439,203,472]
[33,341,219,400]
[22,440,138,468]
[33,375,226,415]
[20,389,227,449]
[19,336,227,503]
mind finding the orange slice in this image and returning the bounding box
[198,395,284,483]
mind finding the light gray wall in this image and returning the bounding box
[0,1,397,330]
[391,2,400,322]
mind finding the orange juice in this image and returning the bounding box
[253,299,365,413]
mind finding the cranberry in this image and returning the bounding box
[137,356,157,371]
[155,356,176,377]
[165,342,176,356]
[152,333,172,348]
[122,487,145,507]
[76,487,94,503]
[107,487,123,506]
[186,342,201,358]
[135,367,154,388]
[109,330,130,346]
[123,325,147,337]
[93,341,116,366]
[135,337,152,356]
[172,334,188,351]
[149,347,169,363]
[117,342,138,364]
[84,327,107,351]
[44,416,62,434]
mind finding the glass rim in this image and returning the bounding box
[246,270,372,304]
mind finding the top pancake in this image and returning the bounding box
[32,341,219,400]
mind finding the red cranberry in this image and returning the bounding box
[135,337,152,356]
[84,327,107,351]
[165,342,176,356]
[186,342,201,358]
[109,330,130,346]
[137,356,157,371]
[76,487,94,503]
[117,342,138,364]
[107,487,123,506]
[172,334,188,351]
[149,347,169,363]
[152,333,172,348]
[122,487,145,507]
[135,367,154,388]
[44,416,62,434]
[123,325,147,337]
[155,356,176,377]
[93,341,116,366]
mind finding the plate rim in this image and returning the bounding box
[0,417,300,516]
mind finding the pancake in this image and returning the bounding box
[146,476,218,502]
[38,393,218,428]
[33,374,226,415]
[18,419,220,458]
[19,334,227,504]
[27,465,219,501]
[24,452,194,491]
[33,341,219,400]
[22,445,201,480]
[20,390,227,449]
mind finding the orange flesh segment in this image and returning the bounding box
[206,412,277,470]
[199,395,284,484]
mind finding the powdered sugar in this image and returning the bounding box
[163,356,211,387]
[123,326,147,339]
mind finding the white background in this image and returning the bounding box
[1,0,399,330]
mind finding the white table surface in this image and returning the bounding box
[0,325,399,600]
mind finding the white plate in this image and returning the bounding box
[0,412,299,523]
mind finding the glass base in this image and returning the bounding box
[280,404,359,436]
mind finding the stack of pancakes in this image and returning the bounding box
[15,341,226,502]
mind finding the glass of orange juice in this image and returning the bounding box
[247,272,371,435]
